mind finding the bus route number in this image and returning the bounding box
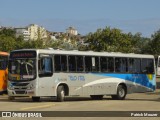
[69,75,85,81]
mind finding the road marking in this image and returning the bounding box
[20,104,55,110]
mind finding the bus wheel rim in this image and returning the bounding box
[119,88,125,97]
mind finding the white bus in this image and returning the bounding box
[156,56,160,76]
[7,49,156,102]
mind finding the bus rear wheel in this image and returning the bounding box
[111,85,126,100]
[57,85,65,102]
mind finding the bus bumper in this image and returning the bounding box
[7,89,35,96]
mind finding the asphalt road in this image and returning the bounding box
[0,90,160,111]
[1,77,160,120]
[0,89,160,120]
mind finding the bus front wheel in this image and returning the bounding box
[32,97,40,102]
[111,85,126,100]
[57,86,65,102]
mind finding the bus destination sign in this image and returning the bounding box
[10,51,36,58]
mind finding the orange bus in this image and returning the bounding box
[0,52,8,94]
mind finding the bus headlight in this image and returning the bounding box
[8,83,14,90]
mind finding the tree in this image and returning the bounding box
[15,36,25,49]
[0,28,17,52]
[0,35,16,52]
[85,27,133,53]
[128,32,150,54]
[23,39,45,49]
[0,28,16,38]
[144,29,160,56]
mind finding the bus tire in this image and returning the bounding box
[111,85,126,100]
[90,95,103,100]
[57,85,65,102]
[32,97,40,102]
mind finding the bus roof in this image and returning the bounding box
[0,51,9,56]
[11,49,154,59]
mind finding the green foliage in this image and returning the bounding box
[0,29,16,52]
[0,28,46,51]
[85,27,134,53]
[0,28,15,38]
[128,32,150,54]
[15,36,25,49]
[50,40,77,50]
[144,29,160,56]
[0,35,16,52]
[1,26,160,56]
[23,39,45,49]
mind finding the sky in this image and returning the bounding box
[1,0,160,37]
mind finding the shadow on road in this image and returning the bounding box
[124,97,160,102]
[0,95,160,103]
[1,86,160,102]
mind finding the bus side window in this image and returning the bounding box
[54,55,61,71]
[68,56,76,72]
[85,56,92,72]
[100,57,107,72]
[76,56,84,72]
[61,55,67,71]
[141,59,148,73]
[115,58,121,72]
[141,59,154,74]
[148,59,154,73]
[108,57,114,72]
[92,57,99,72]
[128,58,134,73]
[39,57,53,77]
[134,59,141,73]
[121,58,128,73]
[54,55,67,72]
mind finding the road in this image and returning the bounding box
[0,89,160,120]
[1,77,160,120]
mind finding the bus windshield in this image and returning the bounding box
[0,56,8,70]
[8,59,36,81]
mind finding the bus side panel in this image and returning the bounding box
[82,74,120,96]
[88,73,156,94]
[0,70,7,93]
[37,76,56,96]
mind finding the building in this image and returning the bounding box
[15,28,30,41]
[28,24,48,40]
[15,24,48,41]
[66,27,78,36]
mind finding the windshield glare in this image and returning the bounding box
[9,59,36,80]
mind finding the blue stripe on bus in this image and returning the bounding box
[91,73,156,90]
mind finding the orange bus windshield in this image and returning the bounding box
[0,56,8,70]
[0,52,8,93]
